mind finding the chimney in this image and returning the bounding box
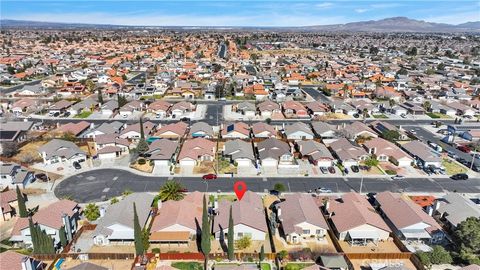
[324,200,330,210]
[21,257,33,270]
[427,206,434,216]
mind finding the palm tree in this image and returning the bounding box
[158,180,186,201]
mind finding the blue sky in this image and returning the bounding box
[1,0,479,27]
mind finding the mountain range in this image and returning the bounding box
[1,17,479,32]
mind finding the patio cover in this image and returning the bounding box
[347,230,380,240]
[402,231,431,240]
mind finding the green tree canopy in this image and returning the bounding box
[84,203,100,221]
[201,195,211,270]
[158,180,186,202]
[382,130,401,142]
[227,205,234,260]
[454,217,480,264]
[16,186,28,218]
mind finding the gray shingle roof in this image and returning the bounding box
[224,139,255,161]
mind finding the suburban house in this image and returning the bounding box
[94,134,130,159]
[169,101,195,118]
[119,100,144,117]
[223,139,255,167]
[311,122,338,139]
[275,193,329,244]
[148,100,172,118]
[251,122,277,138]
[328,138,369,167]
[84,121,124,138]
[153,122,188,140]
[0,121,34,151]
[446,101,476,116]
[0,188,21,221]
[213,191,268,241]
[342,122,378,140]
[363,138,413,167]
[375,192,445,246]
[325,192,392,246]
[257,100,281,118]
[222,122,251,139]
[284,122,314,140]
[119,121,156,140]
[145,139,179,169]
[190,122,214,138]
[0,250,46,270]
[0,163,35,188]
[150,192,203,243]
[67,98,98,117]
[235,102,257,118]
[283,100,309,118]
[402,141,442,168]
[436,193,480,229]
[56,121,91,137]
[100,100,118,116]
[93,193,154,246]
[177,138,216,167]
[48,100,74,115]
[305,101,329,117]
[370,121,410,141]
[257,138,294,169]
[297,140,335,167]
[11,98,38,114]
[10,200,81,249]
[37,139,87,165]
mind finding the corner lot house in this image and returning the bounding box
[213,191,268,241]
[37,139,87,165]
[326,192,391,246]
[363,138,413,167]
[150,192,203,243]
[10,200,81,248]
[93,193,154,246]
[275,193,329,244]
[436,193,480,229]
[375,192,445,247]
[402,141,442,168]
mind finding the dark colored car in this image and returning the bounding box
[457,145,471,153]
[320,167,328,174]
[180,117,191,122]
[269,190,280,196]
[35,173,49,182]
[344,168,349,175]
[351,165,359,173]
[53,112,60,117]
[202,174,217,180]
[73,161,81,170]
[328,167,336,174]
[451,173,469,180]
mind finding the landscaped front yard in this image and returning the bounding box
[427,112,450,119]
[171,262,203,270]
[442,158,467,175]
[372,114,388,119]
[74,111,93,118]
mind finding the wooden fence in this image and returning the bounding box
[345,252,412,260]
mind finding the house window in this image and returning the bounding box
[302,229,310,235]
[237,232,243,237]
[316,229,322,235]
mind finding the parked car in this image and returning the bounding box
[269,190,280,196]
[180,117,191,122]
[53,112,60,117]
[391,175,405,180]
[35,173,49,182]
[202,174,217,180]
[328,167,336,174]
[458,145,471,153]
[351,165,359,173]
[320,167,328,174]
[451,173,469,180]
[316,187,332,193]
[64,112,71,117]
[344,168,349,175]
[73,161,81,170]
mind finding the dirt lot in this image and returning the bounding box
[193,161,215,174]
[339,240,401,253]
[12,140,46,164]
[55,258,134,270]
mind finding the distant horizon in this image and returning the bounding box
[1,0,479,27]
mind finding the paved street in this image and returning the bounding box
[54,168,480,203]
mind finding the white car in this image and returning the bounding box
[316,187,332,193]
[391,175,405,180]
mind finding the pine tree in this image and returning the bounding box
[133,203,144,256]
[136,118,149,155]
[201,195,211,270]
[227,205,234,260]
[16,186,27,218]
[59,225,67,248]
[259,245,265,262]
[97,88,103,104]
[29,217,39,253]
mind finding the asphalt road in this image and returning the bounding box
[54,169,480,203]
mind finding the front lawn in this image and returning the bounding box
[261,263,271,270]
[285,263,314,270]
[442,158,467,175]
[372,114,388,119]
[171,262,203,270]
[74,111,93,118]
[427,113,450,119]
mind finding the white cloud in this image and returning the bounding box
[315,2,334,9]
[354,8,369,13]
[423,11,480,24]
[370,3,402,9]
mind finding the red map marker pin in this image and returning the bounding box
[233,181,247,201]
